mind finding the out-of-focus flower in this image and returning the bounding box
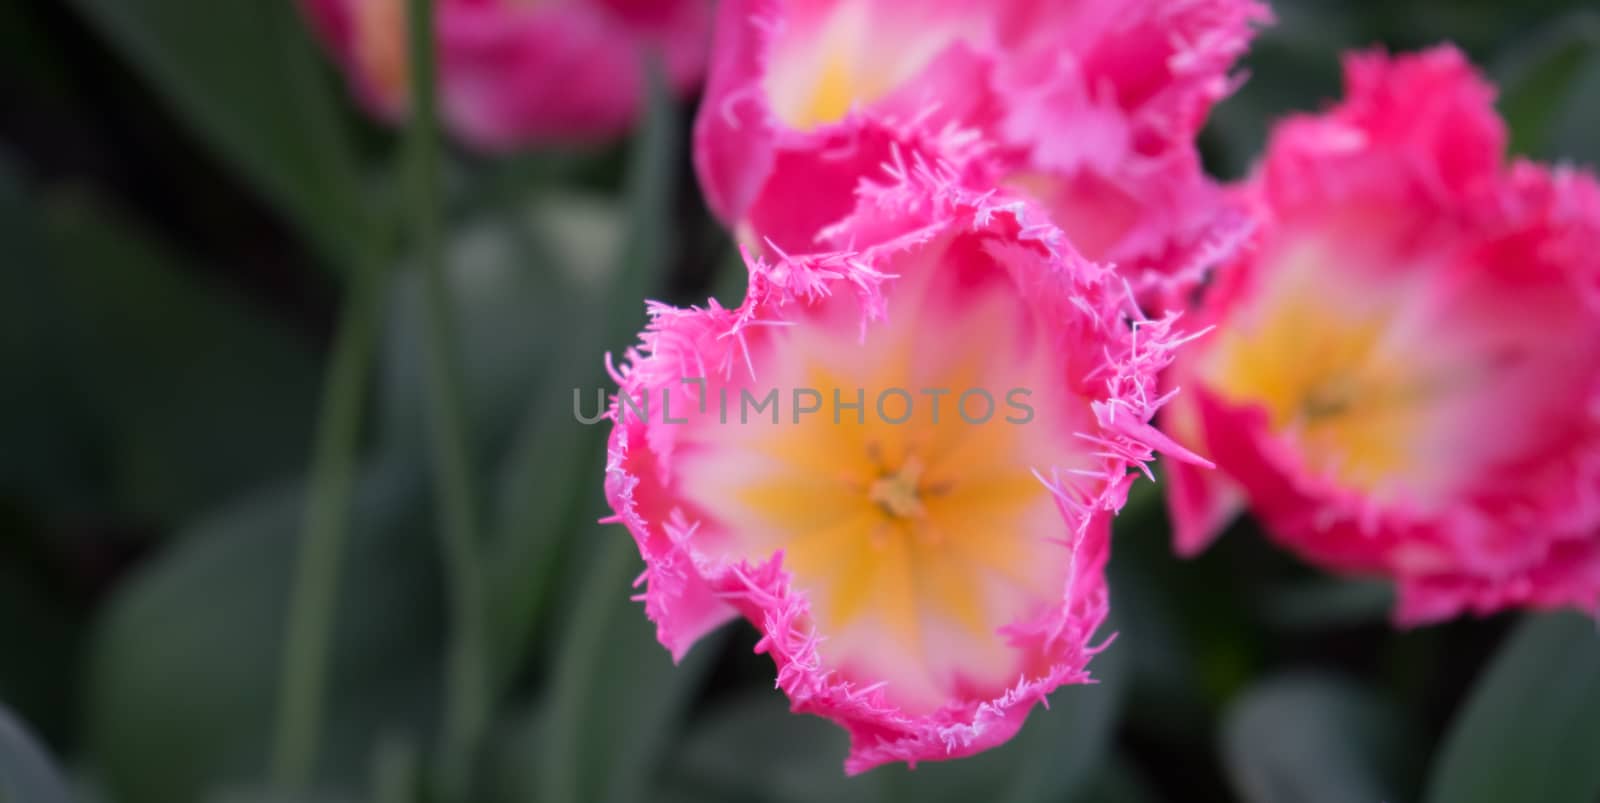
[1164,46,1600,624]
[602,169,1206,772]
[302,0,711,149]
[693,0,1267,298]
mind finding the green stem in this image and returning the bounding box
[271,252,384,788]
[541,536,639,803]
[371,732,419,803]
[406,0,490,798]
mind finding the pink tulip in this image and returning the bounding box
[693,0,1267,297]
[603,168,1207,772]
[1164,47,1600,624]
[302,0,712,149]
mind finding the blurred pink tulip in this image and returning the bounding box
[1164,47,1600,625]
[693,0,1268,299]
[302,0,712,149]
[603,170,1208,772]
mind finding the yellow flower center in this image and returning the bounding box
[764,3,971,131]
[735,379,1048,643]
[1202,241,1435,495]
[675,271,1077,711]
[867,455,929,519]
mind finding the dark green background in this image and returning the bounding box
[1,1,1598,802]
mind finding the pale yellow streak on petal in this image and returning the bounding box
[873,527,923,652]
[1206,267,1418,492]
[784,507,882,580]
[795,48,860,130]
[922,483,1052,595]
[817,523,887,630]
[911,543,988,637]
[736,478,864,536]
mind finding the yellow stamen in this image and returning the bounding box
[732,365,1049,643]
[1204,246,1425,492]
[794,48,860,130]
[868,457,927,519]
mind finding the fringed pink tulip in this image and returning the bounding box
[302,0,711,149]
[1163,47,1600,624]
[693,0,1267,297]
[603,166,1207,772]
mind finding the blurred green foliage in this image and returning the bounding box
[1,0,1598,802]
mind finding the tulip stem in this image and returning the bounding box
[406,0,491,799]
[271,250,385,790]
[372,732,420,803]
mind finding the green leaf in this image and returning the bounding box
[1072,758,1161,803]
[37,192,322,525]
[1424,613,1600,803]
[481,65,682,690]
[0,3,76,103]
[1223,672,1417,803]
[377,199,580,461]
[2,179,322,525]
[483,702,549,803]
[368,733,421,803]
[605,63,680,354]
[670,636,1127,803]
[879,634,1128,803]
[1543,55,1600,166]
[64,0,369,273]
[0,160,101,514]
[205,788,354,803]
[1107,488,1239,743]
[0,704,75,803]
[85,461,445,803]
[372,191,620,702]
[670,691,877,803]
[534,535,724,803]
[1260,579,1394,630]
[1200,0,1354,179]
[1493,11,1600,161]
[481,327,606,692]
[709,243,749,311]
[377,62,675,464]
[0,562,79,748]
[501,70,702,803]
